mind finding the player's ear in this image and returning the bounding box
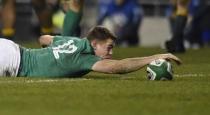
[91,39,97,50]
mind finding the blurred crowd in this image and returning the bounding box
[97,0,143,46]
[0,0,210,53]
[165,0,210,53]
[0,0,62,39]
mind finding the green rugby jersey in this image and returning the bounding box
[18,36,101,78]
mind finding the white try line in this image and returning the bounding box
[0,78,90,84]
[174,73,210,77]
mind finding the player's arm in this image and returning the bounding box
[92,53,181,74]
[61,0,84,36]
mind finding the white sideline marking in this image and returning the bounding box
[174,74,210,77]
[0,78,90,84]
[0,74,209,84]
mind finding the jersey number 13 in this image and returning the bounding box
[52,40,78,59]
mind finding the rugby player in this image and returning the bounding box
[165,0,190,53]
[0,0,181,77]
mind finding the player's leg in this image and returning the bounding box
[32,0,59,35]
[165,0,189,53]
[0,38,21,77]
[0,0,16,39]
[61,0,84,36]
[186,18,202,47]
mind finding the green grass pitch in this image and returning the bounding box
[0,43,210,115]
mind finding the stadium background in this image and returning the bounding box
[0,0,171,46]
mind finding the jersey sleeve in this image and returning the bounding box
[79,54,102,70]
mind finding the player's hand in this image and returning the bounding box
[61,0,84,12]
[156,53,182,65]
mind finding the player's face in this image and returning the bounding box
[93,38,114,59]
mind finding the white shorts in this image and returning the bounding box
[0,38,21,77]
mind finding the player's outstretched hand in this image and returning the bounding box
[155,53,182,65]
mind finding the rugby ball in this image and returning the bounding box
[147,59,173,80]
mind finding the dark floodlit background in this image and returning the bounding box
[0,0,209,48]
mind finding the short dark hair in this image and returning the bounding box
[86,26,117,42]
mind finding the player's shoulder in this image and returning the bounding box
[51,36,90,50]
[52,36,82,43]
[54,35,80,40]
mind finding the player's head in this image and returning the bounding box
[87,26,117,59]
